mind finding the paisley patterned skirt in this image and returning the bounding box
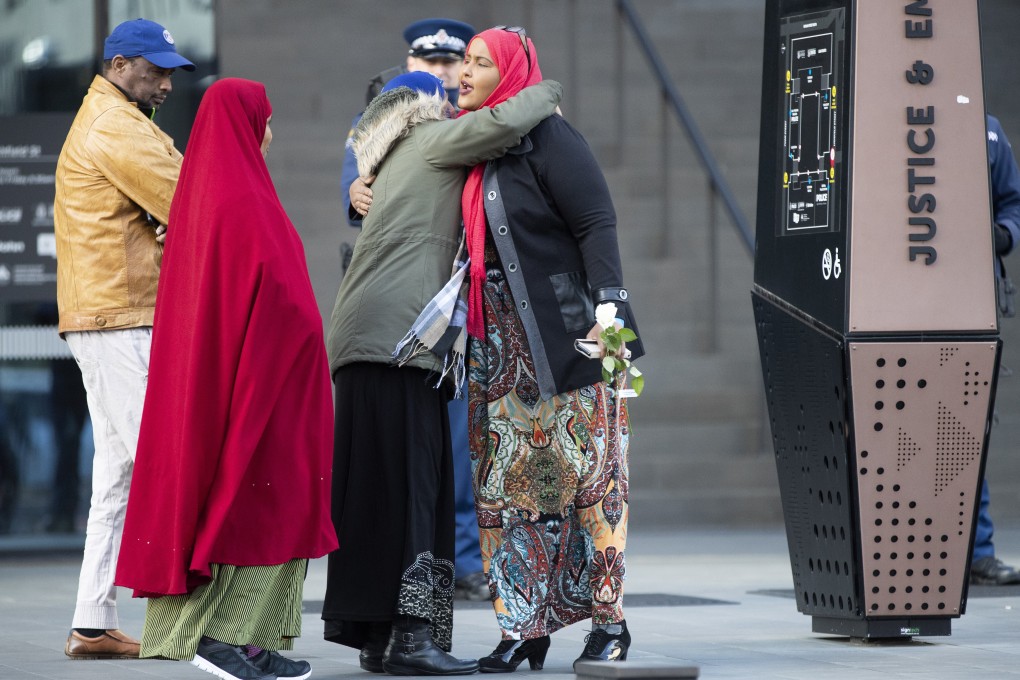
[468,265,630,641]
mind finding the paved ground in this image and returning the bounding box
[2,527,1020,680]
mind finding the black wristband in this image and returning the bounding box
[593,287,630,303]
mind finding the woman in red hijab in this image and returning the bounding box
[458,28,644,672]
[115,78,337,680]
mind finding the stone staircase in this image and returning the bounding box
[231,0,1020,532]
[221,0,781,528]
[561,0,781,526]
[552,0,1020,528]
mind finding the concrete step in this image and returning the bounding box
[629,485,784,527]
[623,323,759,362]
[630,380,763,426]
[632,418,764,459]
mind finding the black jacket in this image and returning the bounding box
[483,114,644,400]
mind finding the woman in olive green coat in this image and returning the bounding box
[322,72,561,676]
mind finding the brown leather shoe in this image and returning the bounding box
[64,629,141,659]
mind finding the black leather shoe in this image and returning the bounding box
[360,622,390,673]
[970,556,1020,585]
[382,618,479,675]
[455,572,493,601]
[573,620,630,671]
[478,636,550,673]
[360,645,385,673]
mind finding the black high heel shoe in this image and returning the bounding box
[573,620,630,671]
[479,636,550,673]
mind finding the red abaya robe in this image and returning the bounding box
[115,78,337,597]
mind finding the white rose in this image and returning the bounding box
[595,302,618,329]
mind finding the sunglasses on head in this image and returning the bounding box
[494,25,531,75]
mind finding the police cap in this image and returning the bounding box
[403,18,475,61]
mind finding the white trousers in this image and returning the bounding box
[65,328,151,630]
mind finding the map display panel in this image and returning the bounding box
[779,8,845,235]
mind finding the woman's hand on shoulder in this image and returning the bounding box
[351,174,375,216]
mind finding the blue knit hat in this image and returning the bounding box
[380,72,445,98]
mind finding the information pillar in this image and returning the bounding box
[753,0,998,638]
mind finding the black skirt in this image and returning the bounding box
[322,363,456,651]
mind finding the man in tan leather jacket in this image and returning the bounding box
[53,18,194,661]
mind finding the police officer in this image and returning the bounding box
[341,18,475,226]
[972,113,1020,585]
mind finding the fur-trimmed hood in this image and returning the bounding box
[350,87,447,178]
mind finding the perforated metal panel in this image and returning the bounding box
[849,342,997,617]
[754,295,858,618]
[755,294,999,634]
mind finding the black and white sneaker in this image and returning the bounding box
[249,650,312,680]
[191,637,277,680]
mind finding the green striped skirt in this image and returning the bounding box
[140,560,306,660]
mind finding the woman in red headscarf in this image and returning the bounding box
[115,78,337,680]
[457,28,645,671]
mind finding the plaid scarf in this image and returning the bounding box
[392,237,469,398]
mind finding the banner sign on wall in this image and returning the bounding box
[0,113,73,303]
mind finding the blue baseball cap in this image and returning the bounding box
[381,72,445,98]
[403,18,475,61]
[103,19,196,71]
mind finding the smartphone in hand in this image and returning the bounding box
[574,338,600,359]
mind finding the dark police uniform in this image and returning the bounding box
[972,114,1020,584]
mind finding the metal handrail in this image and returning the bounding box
[616,0,755,253]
